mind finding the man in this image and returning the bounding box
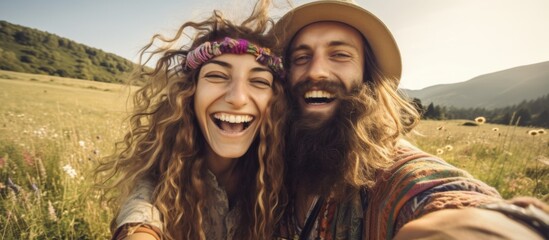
[113,1,549,239]
[273,1,548,240]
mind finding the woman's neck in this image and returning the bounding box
[205,150,240,199]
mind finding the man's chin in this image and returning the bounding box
[299,103,338,126]
[299,111,334,129]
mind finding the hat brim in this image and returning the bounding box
[274,1,402,81]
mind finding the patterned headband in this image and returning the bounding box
[183,37,284,77]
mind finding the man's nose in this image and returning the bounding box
[224,79,248,108]
[306,55,330,81]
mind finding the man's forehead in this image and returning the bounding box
[289,21,364,51]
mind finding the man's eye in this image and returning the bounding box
[332,52,351,59]
[292,55,310,65]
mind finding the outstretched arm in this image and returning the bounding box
[394,197,549,240]
[112,178,163,240]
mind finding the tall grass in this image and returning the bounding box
[405,119,548,199]
[0,70,133,239]
[0,70,547,238]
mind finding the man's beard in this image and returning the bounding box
[286,79,367,197]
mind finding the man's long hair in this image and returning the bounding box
[286,39,420,198]
[95,1,287,239]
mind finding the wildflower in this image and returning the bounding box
[33,127,47,138]
[7,177,20,194]
[538,129,546,134]
[78,140,86,148]
[436,149,444,155]
[444,145,454,151]
[62,164,77,178]
[528,130,538,136]
[31,183,40,192]
[31,183,40,194]
[23,151,34,166]
[48,200,58,221]
[474,117,486,124]
[492,127,499,132]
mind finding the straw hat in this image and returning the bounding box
[274,0,402,81]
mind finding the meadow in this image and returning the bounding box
[1,70,547,239]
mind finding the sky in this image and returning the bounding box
[1,0,548,90]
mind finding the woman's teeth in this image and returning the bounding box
[213,113,253,123]
[213,113,254,132]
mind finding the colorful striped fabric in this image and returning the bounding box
[365,147,501,240]
[276,146,502,240]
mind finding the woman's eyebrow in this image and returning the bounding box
[204,59,232,68]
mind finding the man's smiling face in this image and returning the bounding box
[288,21,365,120]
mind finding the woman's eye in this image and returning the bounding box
[250,79,272,89]
[204,73,228,81]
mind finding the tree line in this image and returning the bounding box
[414,93,549,128]
[0,20,136,84]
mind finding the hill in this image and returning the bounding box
[0,20,135,84]
[404,61,549,109]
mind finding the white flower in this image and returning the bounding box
[78,140,86,148]
[62,164,77,178]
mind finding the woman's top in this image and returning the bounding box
[113,170,240,239]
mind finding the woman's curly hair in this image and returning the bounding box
[95,1,287,239]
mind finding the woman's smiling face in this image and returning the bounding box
[194,53,274,160]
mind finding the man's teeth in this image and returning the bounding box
[304,90,335,99]
[213,113,253,123]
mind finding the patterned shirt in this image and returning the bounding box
[275,146,502,240]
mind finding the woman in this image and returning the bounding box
[95,1,287,239]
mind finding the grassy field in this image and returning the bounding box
[0,70,133,239]
[0,70,547,239]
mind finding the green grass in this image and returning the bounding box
[0,70,547,238]
[0,70,133,239]
[405,119,549,199]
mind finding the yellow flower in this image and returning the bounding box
[474,117,486,124]
[436,149,444,155]
[537,129,546,134]
[492,127,499,132]
[527,130,538,136]
[444,145,454,151]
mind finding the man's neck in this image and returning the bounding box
[294,185,321,228]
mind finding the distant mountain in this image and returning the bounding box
[0,20,135,84]
[404,61,549,109]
